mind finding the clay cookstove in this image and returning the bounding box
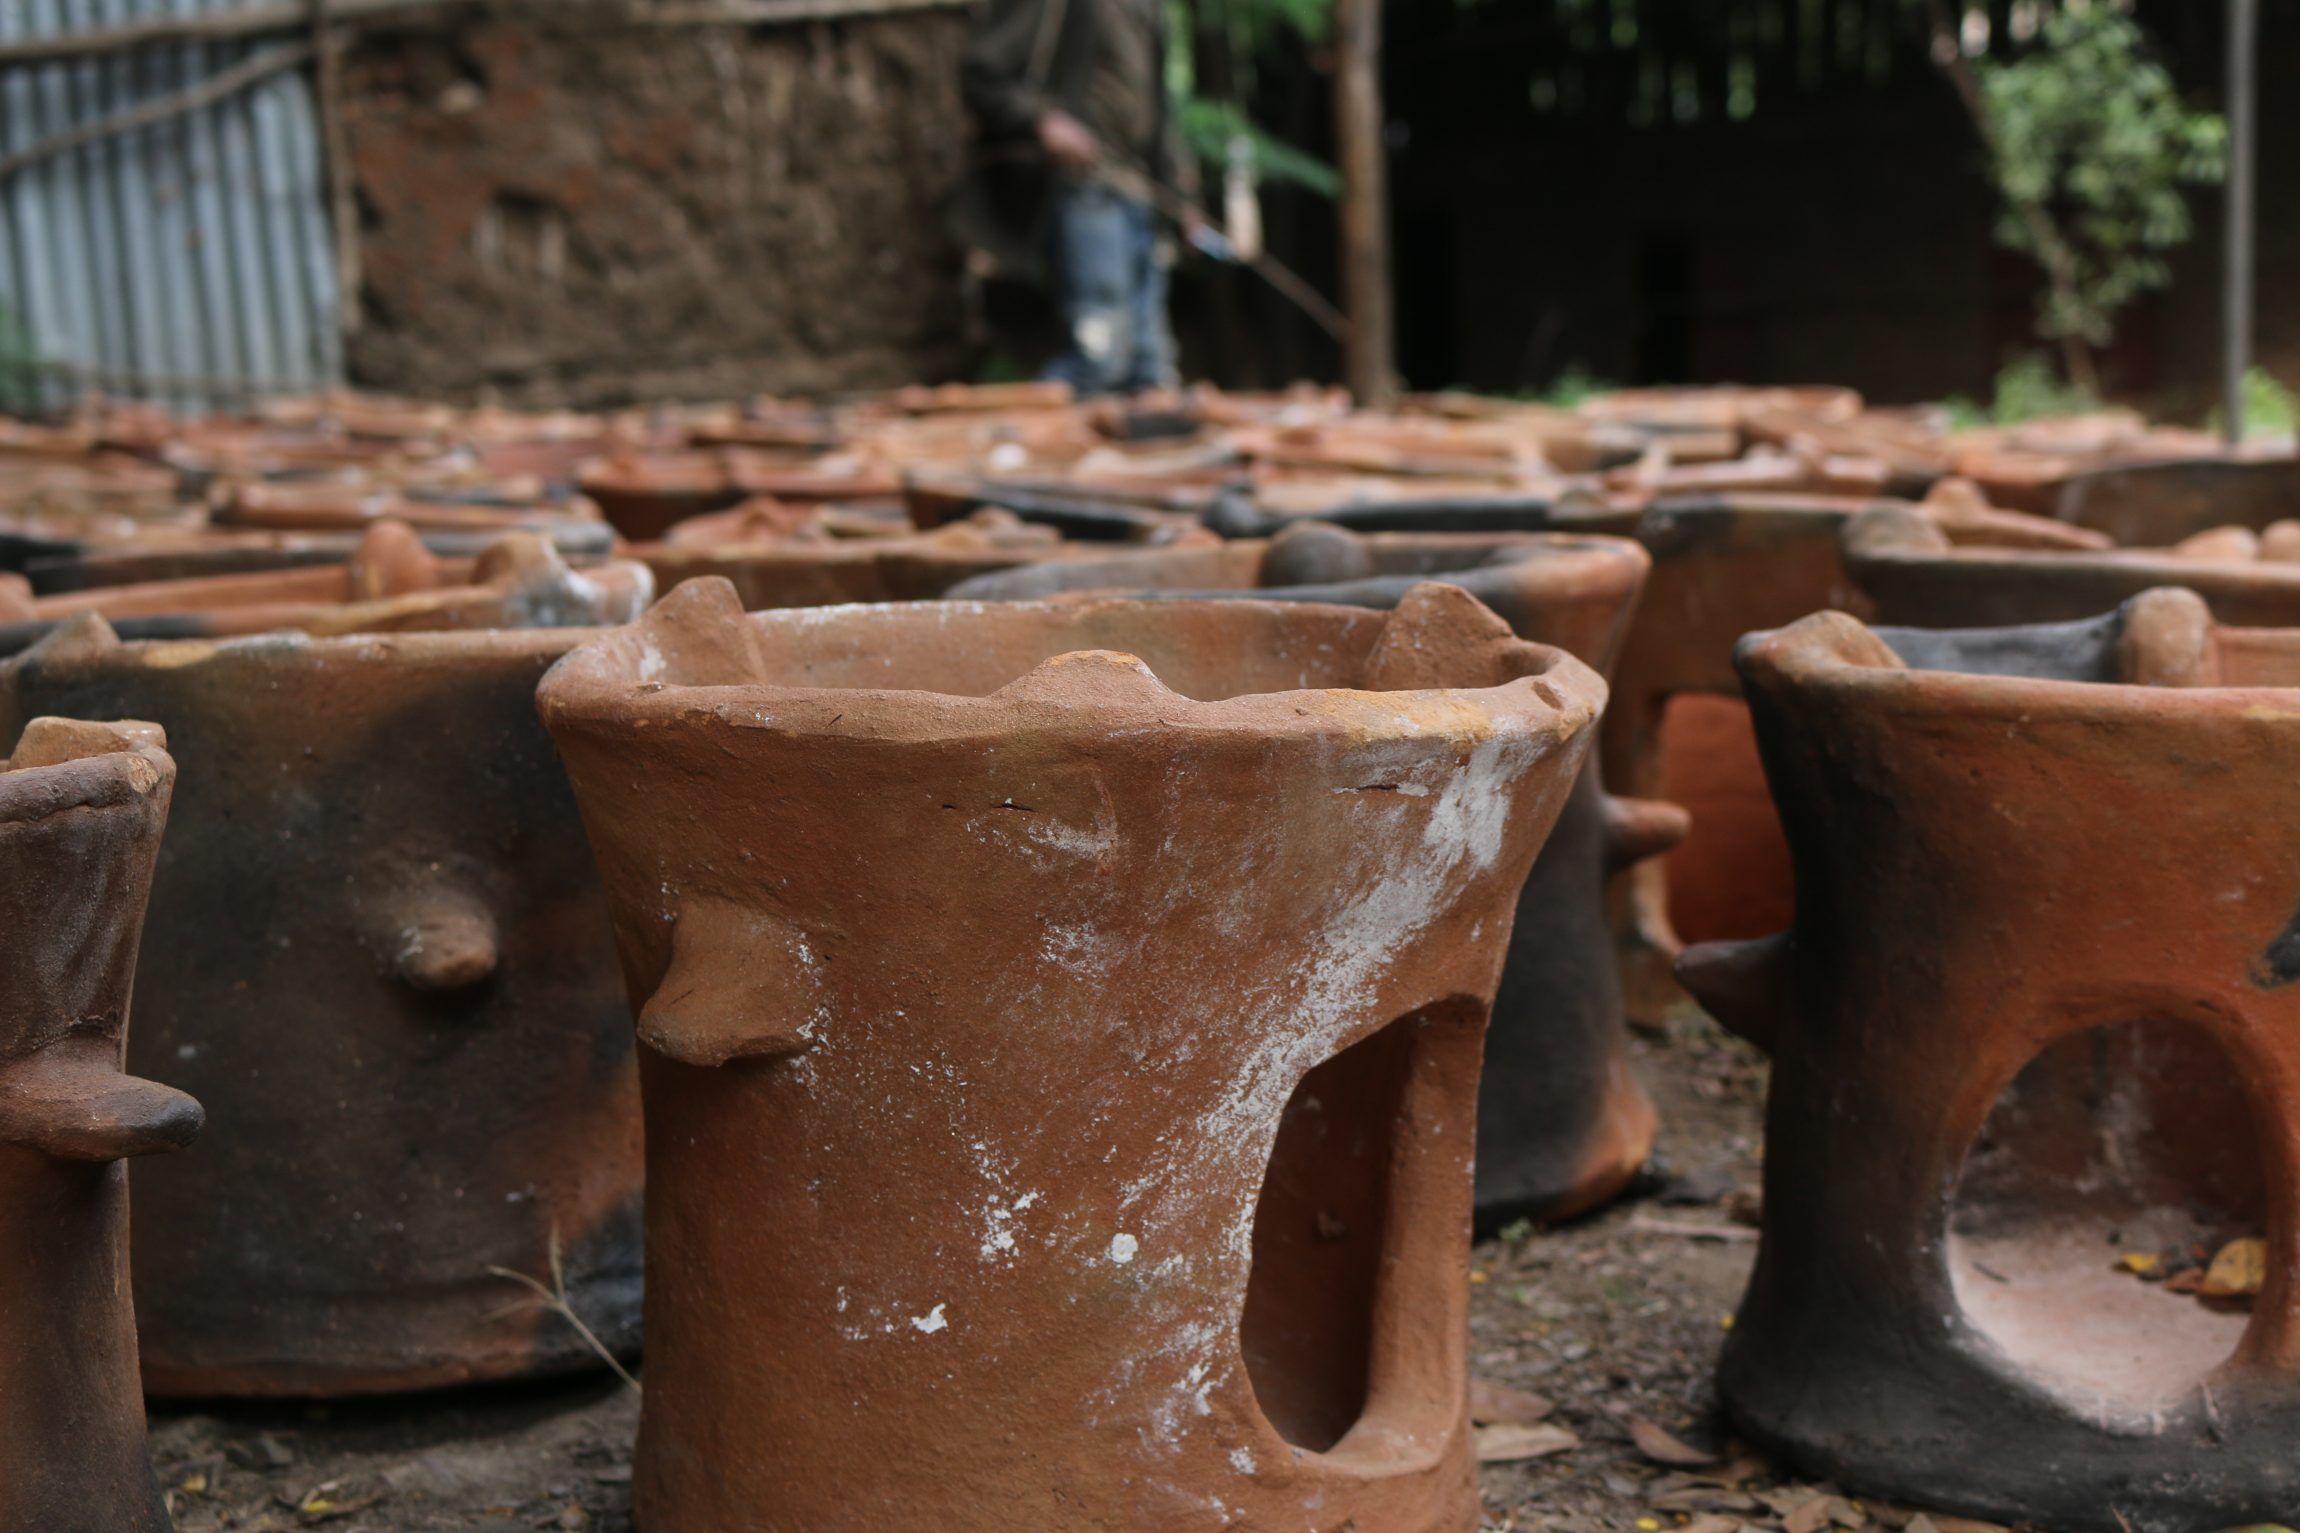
[1679,589,2300,1532]
[537,578,1604,1531]
[950,522,1686,1223]
[0,717,200,1532]
[1,619,640,1396]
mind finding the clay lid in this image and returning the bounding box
[539,575,1606,753]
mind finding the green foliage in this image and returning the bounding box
[1169,0,1339,199]
[974,348,1034,385]
[1974,7,2226,353]
[1177,99,1341,196]
[2205,367,2300,441]
[1531,364,1608,408]
[1942,352,2102,428]
[0,304,43,414]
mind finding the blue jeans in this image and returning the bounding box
[1043,184,1176,395]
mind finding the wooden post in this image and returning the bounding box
[1334,0,1394,407]
[312,0,363,338]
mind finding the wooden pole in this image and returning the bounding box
[311,0,364,338]
[1333,0,1394,407]
[2224,0,2258,443]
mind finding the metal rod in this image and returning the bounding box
[2224,0,2258,444]
[0,0,421,66]
[0,0,975,68]
[0,38,308,182]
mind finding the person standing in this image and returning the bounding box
[961,0,1196,394]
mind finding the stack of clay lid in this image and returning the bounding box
[0,520,652,654]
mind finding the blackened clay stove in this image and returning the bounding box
[0,619,640,1397]
[951,523,1688,1223]
[538,578,1604,1532]
[0,717,200,1533]
[1608,492,2098,1013]
[1678,589,2300,1532]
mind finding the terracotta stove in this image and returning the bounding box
[538,577,1602,1532]
[0,718,200,1531]
[1680,588,2300,1532]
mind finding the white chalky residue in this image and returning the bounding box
[1024,815,1116,859]
[972,1141,1045,1265]
[1104,728,1552,1454]
[1228,1447,1257,1475]
[911,1304,948,1334]
[1109,1232,1139,1265]
[1042,920,1112,977]
[635,638,666,682]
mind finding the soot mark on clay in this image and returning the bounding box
[2250,901,2300,989]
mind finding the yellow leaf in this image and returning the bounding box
[2118,1252,2161,1275]
[2200,1237,2267,1299]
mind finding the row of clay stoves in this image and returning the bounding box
[22,524,1671,1409]
[12,572,1615,1532]
[20,469,2300,1529]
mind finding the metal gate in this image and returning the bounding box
[0,0,341,413]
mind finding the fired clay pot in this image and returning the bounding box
[1847,501,2300,628]
[0,717,200,1532]
[2039,453,2299,542]
[0,619,640,1397]
[539,578,1603,1532]
[639,519,1177,610]
[579,449,904,540]
[1679,589,2300,1532]
[951,523,1686,1223]
[1600,495,1892,1011]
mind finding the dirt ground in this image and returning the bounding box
[146,1011,1981,1533]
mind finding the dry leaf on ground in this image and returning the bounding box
[1474,1421,1580,1463]
[1470,1376,1555,1426]
[2200,1237,2266,1298]
[1630,1416,1722,1467]
[1777,1493,1868,1533]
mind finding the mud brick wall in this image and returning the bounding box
[342,13,975,407]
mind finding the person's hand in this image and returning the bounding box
[1036,110,1100,170]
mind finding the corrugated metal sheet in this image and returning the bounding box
[0,0,340,413]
